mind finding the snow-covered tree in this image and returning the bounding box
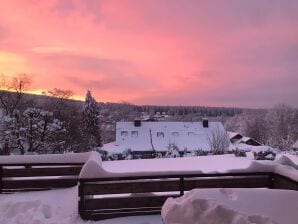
[83,90,102,150]
[2,108,66,154]
[265,104,296,150]
[225,104,297,151]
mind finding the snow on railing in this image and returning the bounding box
[0,152,100,193]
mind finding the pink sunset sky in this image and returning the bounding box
[0,0,297,107]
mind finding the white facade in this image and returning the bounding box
[105,121,227,153]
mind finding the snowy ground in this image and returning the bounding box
[0,154,297,224]
[0,187,297,224]
[0,186,163,224]
[162,188,298,224]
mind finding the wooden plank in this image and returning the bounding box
[84,179,180,195]
[84,195,177,210]
[80,172,272,182]
[1,163,84,166]
[2,178,78,190]
[184,175,271,190]
[1,188,54,193]
[2,166,82,177]
[83,208,161,221]
[0,165,3,194]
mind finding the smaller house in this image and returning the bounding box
[140,112,170,122]
[227,132,243,143]
[236,137,262,146]
[227,131,261,146]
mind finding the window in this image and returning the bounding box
[131,131,138,137]
[172,132,179,137]
[121,131,128,137]
[188,132,195,136]
[157,132,164,138]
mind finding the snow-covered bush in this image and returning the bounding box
[122,148,133,160]
[97,149,108,161]
[182,148,189,157]
[253,151,276,160]
[165,143,180,158]
[1,108,66,154]
[195,149,210,156]
[108,153,119,161]
[155,152,163,158]
[232,148,247,157]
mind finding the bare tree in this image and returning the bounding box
[48,88,73,100]
[208,127,230,154]
[0,74,31,116]
[46,88,74,116]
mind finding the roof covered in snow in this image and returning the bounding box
[235,136,262,146]
[227,131,243,140]
[104,121,227,153]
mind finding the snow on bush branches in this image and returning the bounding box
[1,108,66,154]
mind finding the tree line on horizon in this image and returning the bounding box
[0,74,297,155]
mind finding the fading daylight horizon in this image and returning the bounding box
[0,0,297,108]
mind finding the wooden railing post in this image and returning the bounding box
[269,173,275,189]
[0,165,2,194]
[179,177,184,196]
[78,180,86,220]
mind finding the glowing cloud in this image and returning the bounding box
[0,0,297,107]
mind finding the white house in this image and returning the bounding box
[103,120,227,154]
[227,132,243,143]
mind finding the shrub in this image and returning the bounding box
[253,151,276,160]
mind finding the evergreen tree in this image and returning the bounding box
[83,90,102,149]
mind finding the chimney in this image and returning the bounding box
[134,119,141,127]
[203,118,209,128]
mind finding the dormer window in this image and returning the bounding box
[157,132,164,138]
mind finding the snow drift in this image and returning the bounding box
[162,188,298,224]
[0,151,99,164]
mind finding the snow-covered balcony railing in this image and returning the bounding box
[0,152,98,193]
[78,155,298,221]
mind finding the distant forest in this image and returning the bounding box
[0,74,297,155]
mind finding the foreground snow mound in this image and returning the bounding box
[162,190,277,224]
[0,187,79,224]
[275,155,298,169]
[0,187,163,224]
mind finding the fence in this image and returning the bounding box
[78,172,298,221]
[0,162,83,193]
